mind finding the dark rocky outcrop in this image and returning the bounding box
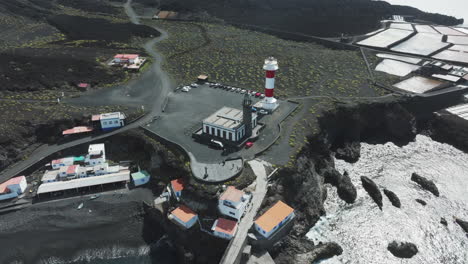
[335,142,360,163]
[440,218,448,226]
[387,241,418,258]
[361,176,383,210]
[383,189,401,208]
[455,218,468,234]
[415,199,427,206]
[293,242,343,264]
[411,173,439,197]
[337,171,357,204]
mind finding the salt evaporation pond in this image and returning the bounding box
[375,59,420,77]
[308,135,468,264]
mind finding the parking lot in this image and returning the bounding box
[145,82,297,175]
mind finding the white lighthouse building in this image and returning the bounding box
[261,57,279,111]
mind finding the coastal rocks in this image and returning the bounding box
[455,218,468,235]
[411,173,439,197]
[440,218,448,226]
[383,189,401,208]
[337,171,357,204]
[361,176,383,210]
[293,242,343,264]
[415,199,427,206]
[335,142,361,163]
[387,241,418,258]
[323,169,357,204]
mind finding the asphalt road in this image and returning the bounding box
[0,1,174,183]
[219,159,269,264]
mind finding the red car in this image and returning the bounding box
[255,92,261,97]
[246,142,254,148]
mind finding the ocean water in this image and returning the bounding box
[308,135,468,264]
[38,236,176,264]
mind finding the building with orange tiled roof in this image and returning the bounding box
[254,200,295,238]
[218,186,251,220]
[212,218,238,240]
[170,178,185,199]
[170,205,198,229]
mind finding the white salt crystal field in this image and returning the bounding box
[357,29,413,48]
[449,45,468,52]
[389,22,414,31]
[394,76,444,94]
[375,59,420,77]
[433,26,466,36]
[415,25,439,34]
[433,50,468,64]
[391,33,449,56]
[447,35,468,45]
[376,53,422,64]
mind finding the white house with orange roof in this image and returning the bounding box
[0,176,27,201]
[51,157,75,169]
[254,200,295,239]
[218,186,251,220]
[170,205,198,229]
[170,178,185,199]
[113,54,140,65]
[212,218,238,240]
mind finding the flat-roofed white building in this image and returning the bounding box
[37,170,130,195]
[42,170,59,183]
[85,144,106,166]
[98,112,126,131]
[0,176,27,201]
[51,157,75,169]
[202,107,257,142]
[218,186,250,220]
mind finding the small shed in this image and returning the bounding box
[197,74,209,83]
[170,178,185,198]
[77,83,90,91]
[131,170,151,186]
[212,218,238,240]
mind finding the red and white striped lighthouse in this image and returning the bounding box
[262,57,279,111]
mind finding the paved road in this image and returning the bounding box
[219,159,269,264]
[0,1,174,183]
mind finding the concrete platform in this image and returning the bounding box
[144,83,297,182]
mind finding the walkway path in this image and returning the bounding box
[219,159,269,264]
[0,1,173,183]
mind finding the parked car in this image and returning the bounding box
[260,94,265,98]
[250,91,256,96]
[210,139,224,149]
[181,87,190,92]
[255,92,261,97]
[231,87,236,92]
[259,110,268,115]
[236,88,241,92]
[190,83,198,88]
[251,107,257,112]
[246,142,254,148]
[240,89,246,94]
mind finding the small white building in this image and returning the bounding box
[218,186,250,220]
[51,157,75,170]
[99,112,126,131]
[85,144,106,166]
[113,54,140,65]
[212,218,238,240]
[170,178,185,198]
[202,107,257,142]
[131,171,151,186]
[170,205,198,229]
[93,163,110,176]
[42,170,59,183]
[254,200,295,239]
[0,176,27,201]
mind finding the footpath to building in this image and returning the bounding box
[219,159,269,264]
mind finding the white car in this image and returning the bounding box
[259,110,268,115]
[240,90,246,94]
[260,94,265,98]
[190,83,198,88]
[181,87,190,92]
